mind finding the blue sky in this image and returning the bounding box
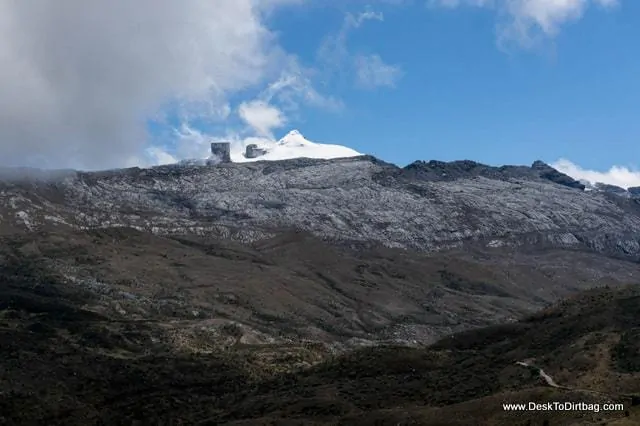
[252,1,639,181]
[1,0,638,187]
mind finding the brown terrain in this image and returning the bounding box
[1,226,639,425]
[1,158,640,425]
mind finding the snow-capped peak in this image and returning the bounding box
[278,129,312,147]
[230,130,361,163]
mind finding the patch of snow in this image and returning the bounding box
[550,232,580,246]
[15,210,33,230]
[487,239,504,248]
[230,130,361,163]
[44,215,71,226]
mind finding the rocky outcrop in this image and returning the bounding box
[594,182,628,195]
[628,186,640,196]
[1,156,640,260]
[531,160,586,190]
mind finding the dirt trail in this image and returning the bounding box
[516,361,566,389]
[515,360,625,399]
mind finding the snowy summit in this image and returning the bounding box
[230,130,362,163]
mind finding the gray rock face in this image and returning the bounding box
[530,160,586,190]
[583,180,639,198]
[1,156,640,259]
[394,159,585,190]
[594,182,629,196]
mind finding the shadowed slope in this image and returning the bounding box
[0,226,639,424]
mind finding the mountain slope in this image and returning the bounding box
[1,156,640,262]
[2,156,640,424]
[2,264,638,425]
[2,228,637,347]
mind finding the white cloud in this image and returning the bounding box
[552,158,640,189]
[151,57,343,166]
[144,147,178,167]
[318,10,384,64]
[349,10,385,27]
[207,58,343,156]
[0,0,303,170]
[261,57,344,112]
[355,54,404,88]
[429,0,620,47]
[238,100,286,138]
[172,124,219,161]
[318,8,403,89]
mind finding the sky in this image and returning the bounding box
[0,0,639,188]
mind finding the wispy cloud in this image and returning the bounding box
[318,8,403,89]
[429,0,620,47]
[552,158,640,189]
[143,146,178,167]
[354,54,404,89]
[238,100,286,139]
[349,10,385,27]
[153,58,342,165]
[261,57,344,113]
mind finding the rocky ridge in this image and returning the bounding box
[1,156,640,260]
